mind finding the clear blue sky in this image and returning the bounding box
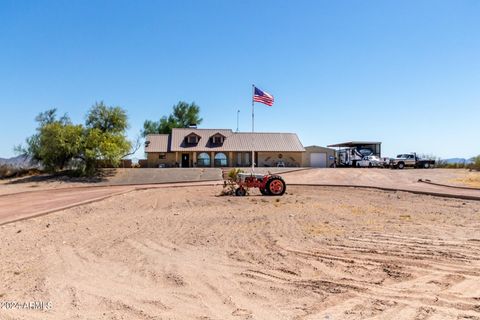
[1,0,479,159]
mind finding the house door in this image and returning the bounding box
[181,153,190,167]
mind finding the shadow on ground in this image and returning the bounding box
[6,169,117,185]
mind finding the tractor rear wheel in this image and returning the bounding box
[266,176,286,196]
[235,187,246,197]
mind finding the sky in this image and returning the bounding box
[0,0,479,159]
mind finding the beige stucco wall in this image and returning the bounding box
[257,152,302,167]
[146,150,308,168]
[302,146,336,167]
[231,152,252,167]
[147,152,177,168]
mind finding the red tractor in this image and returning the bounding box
[233,173,286,196]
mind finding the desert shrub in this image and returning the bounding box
[0,165,40,179]
[468,155,480,171]
[0,164,12,178]
[219,168,244,196]
[435,159,447,168]
[434,158,467,169]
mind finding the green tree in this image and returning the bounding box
[15,109,83,172]
[82,102,131,173]
[82,128,131,174]
[86,101,128,133]
[18,103,132,175]
[142,101,202,136]
[37,122,84,172]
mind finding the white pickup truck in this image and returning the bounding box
[390,153,435,169]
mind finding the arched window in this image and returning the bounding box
[197,152,210,167]
[214,152,227,167]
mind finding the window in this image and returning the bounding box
[214,152,227,167]
[187,135,198,144]
[358,148,373,156]
[159,153,166,160]
[197,153,210,167]
[211,134,225,145]
[185,133,200,144]
[212,136,223,144]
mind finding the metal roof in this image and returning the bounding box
[145,128,305,153]
[327,141,382,148]
[305,145,335,151]
[145,134,170,152]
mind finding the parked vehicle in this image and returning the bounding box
[381,157,391,168]
[337,147,374,167]
[390,153,435,169]
[356,155,382,167]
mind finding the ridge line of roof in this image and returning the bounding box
[171,128,299,135]
[172,128,233,131]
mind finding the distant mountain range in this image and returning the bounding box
[0,155,40,169]
[442,158,474,164]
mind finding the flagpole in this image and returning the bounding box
[251,84,255,173]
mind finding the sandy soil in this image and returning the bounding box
[281,168,478,189]
[452,172,480,188]
[0,178,98,196]
[1,186,479,319]
[1,168,477,197]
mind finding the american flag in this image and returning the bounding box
[253,86,274,106]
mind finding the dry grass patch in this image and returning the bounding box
[451,172,480,188]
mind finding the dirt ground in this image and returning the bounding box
[1,168,478,196]
[453,172,480,188]
[1,186,479,319]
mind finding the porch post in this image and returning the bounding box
[175,152,179,167]
[193,152,197,167]
[210,151,215,167]
[229,151,233,167]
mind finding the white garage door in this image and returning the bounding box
[310,153,327,168]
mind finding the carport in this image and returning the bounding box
[327,141,381,156]
[327,141,381,167]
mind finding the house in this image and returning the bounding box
[144,128,306,168]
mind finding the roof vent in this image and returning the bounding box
[188,124,197,128]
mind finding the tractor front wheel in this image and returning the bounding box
[235,187,247,197]
[266,176,286,196]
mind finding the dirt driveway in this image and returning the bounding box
[282,168,480,198]
[1,186,479,319]
[0,168,479,226]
